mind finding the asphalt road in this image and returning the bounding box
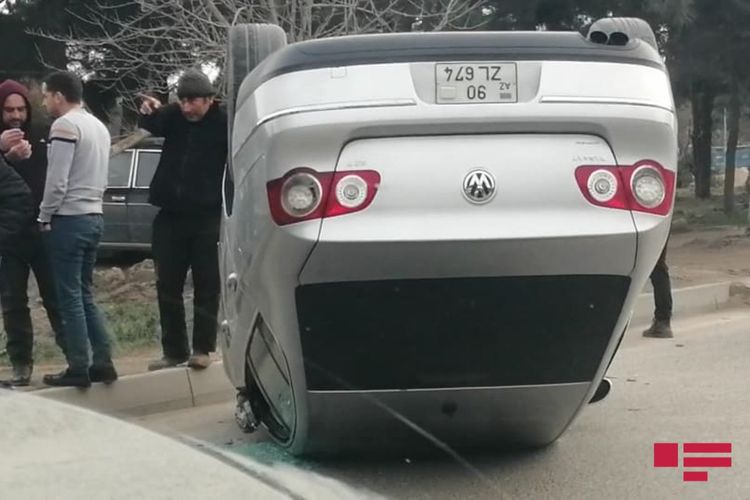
[135,309,750,500]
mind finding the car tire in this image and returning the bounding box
[243,355,293,445]
[587,17,658,51]
[226,23,287,132]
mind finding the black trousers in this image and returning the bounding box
[152,210,221,359]
[650,244,672,322]
[0,226,65,366]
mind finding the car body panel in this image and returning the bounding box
[102,150,133,245]
[128,149,160,246]
[301,134,635,284]
[100,145,160,251]
[0,391,374,498]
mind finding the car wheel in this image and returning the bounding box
[587,17,659,51]
[226,23,287,131]
[242,317,295,446]
[243,354,293,445]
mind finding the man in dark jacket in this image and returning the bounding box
[0,154,35,383]
[139,70,227,371]
[0,155,33,253]
[0,80,64,386]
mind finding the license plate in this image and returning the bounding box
[435,63,518,104]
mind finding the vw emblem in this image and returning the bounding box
[462,169,496,204]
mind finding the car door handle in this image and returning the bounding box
[111,195,126,202]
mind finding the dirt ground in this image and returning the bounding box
[668,227,750,287]
[0,259,170,384]
[2,216,749,385]
[658,227,750,316]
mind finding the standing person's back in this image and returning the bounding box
[39,108,110,221]
[38,71,118,388]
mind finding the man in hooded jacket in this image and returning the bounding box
[0,79,64,386]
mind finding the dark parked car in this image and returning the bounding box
[101,137,161,251]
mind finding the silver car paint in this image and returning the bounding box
[221,55,676,454]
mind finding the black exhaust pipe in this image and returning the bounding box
[608,32,630,46]
[589,30,608,44]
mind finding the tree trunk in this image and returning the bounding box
[724,81,741,214]
[108,98,124,140]
[691,84,715,199]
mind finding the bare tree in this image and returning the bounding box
[34,0,489,104]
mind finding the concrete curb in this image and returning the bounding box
[38,362,234,417]
[630,281,732,326]
[36,281,734,418]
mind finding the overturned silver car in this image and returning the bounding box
[219,18,676,455]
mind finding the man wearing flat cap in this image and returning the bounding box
[139,69,227,371]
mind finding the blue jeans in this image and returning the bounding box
[44,215,113,373]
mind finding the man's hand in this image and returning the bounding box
[0,129,24,153]
[139,94,162,115]
[38,222,51,232]
[6,140,31,162]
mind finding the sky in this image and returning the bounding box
[0,0,15,14]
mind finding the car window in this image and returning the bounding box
[108,151,133,188]
[135,151,160,188]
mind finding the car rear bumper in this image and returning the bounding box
[287,273,632,453]
[296,275,630,392]
[304,382,590,454]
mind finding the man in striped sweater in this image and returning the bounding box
[39,72,117,388]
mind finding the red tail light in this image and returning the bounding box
[575,160,675,216]
[267,168,381,226]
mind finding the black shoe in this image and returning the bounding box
[643,319,674,338]
[89,365,118,384]
[43,369,91,388]
[1,365,32,387]
[589,377,612,404]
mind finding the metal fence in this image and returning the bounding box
[712,146,750,171]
